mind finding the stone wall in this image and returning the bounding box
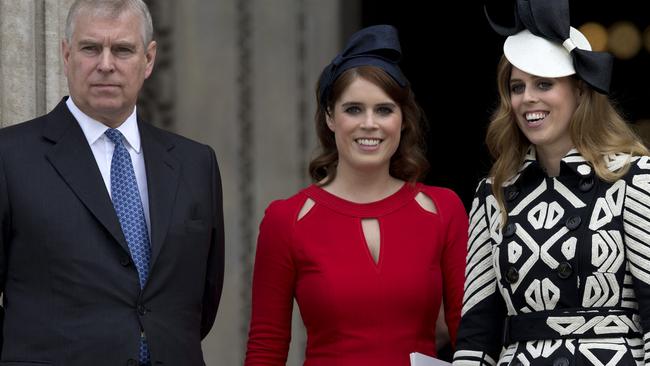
[0,0,73,125]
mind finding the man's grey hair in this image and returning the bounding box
[65,0,154,46]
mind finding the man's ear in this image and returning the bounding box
[144,40,157,79]
[62,39,71,77]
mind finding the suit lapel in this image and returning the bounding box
[43,99,129,252]
[139,122,180,271]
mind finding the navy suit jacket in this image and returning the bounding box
[0,98,224,366]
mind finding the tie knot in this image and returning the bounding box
[105,128,124,146]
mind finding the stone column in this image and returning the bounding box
[171,0,344,364]
[0,0,71,126]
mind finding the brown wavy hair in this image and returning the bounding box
[309,66,429,185]
[488,56,648,222]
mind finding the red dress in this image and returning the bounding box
[245,183,467,365]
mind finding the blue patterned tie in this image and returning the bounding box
[105,128,151,366]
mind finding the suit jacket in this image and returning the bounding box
[0,98,224,366]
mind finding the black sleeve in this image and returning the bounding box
[200,146,225,339]
[0,152,9,352]
[453,179,506,366]
[621,156,650,362]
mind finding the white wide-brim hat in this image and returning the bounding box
[503,27,592,78]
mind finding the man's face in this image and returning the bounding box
[62,10,156,127]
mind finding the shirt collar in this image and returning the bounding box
[65,97,142,153]
[506,145,594,186]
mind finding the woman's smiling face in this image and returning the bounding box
[327,76,403,175]
[509,66,582,156]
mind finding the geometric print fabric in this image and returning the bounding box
[454,150,650,366]
[105,128,151,366]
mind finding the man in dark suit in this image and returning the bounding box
[0,1,224,365]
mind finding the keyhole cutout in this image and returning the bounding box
[297,198,315,221]
[362,218,381,264]
[415,192,437,213]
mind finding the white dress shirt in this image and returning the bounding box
[66,97,151,232]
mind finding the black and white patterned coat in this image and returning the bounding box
[454,148,650,366]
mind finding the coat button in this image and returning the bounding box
[137,304,147,316]
[506,187,519,201]
[503,223,516,237]
[553,356,570,366]
[506,267,519,283]
[579,177,594,192]
[565,216,581,230]
[557,262,573,279]
[126,359,138,366]
[120,256,131,267]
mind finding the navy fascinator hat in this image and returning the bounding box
[317,24,408,109]
[485,0,613,94]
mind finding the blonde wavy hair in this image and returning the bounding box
[487,56,648,221]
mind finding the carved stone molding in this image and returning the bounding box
[236,0,254,340]
[139,0,175,127]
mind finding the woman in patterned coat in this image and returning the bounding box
[453,1,650,365]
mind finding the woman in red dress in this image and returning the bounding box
[245,24,467,365]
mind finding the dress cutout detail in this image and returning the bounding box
[245,182,468,365]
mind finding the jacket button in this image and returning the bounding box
[579,177,594,192]
[120,256,131,267]
[503,223,516,237]
[126,359,138,366]
[553,356,570,366]
[506,188,519,201]
[137,304,147,316]
[506,267,519,283]
[557,262,573,279]
[565,216,581,230]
